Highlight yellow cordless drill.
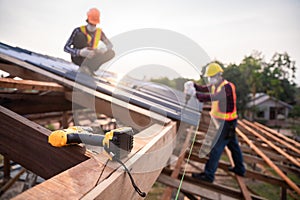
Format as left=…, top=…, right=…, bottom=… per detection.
left=48, top=126, right=134, bottom=160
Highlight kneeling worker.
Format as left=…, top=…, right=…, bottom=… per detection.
left=64, top=8, right=115, bottom=75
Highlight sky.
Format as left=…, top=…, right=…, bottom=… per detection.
left=0, top=0, right=300, bottom=85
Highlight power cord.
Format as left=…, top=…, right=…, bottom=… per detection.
left=113, top=157, right=146, bottom=197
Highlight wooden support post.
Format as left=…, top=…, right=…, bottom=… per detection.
left=3, top=157, right=10, bottom=183
left=0, top=168, right=26, bottom=196
left=235, top=128, right=300, bottom=195
left=61, top=111, right=69, bottom=129
left=280, top=185, right=287, bottom=200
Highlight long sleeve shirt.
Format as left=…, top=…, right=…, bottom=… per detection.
left=64, top=27, right=113, bottom=57
left=194, top=79, right=236, bottom=113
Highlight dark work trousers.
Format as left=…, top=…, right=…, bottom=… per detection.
left=204, top=119, right=245, bottom=181
left=71, top=32, right=115, bottom=72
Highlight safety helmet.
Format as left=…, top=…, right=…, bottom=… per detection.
left=87, top=8, right=100, bottom=25
left=204, top=62, right=224, bottom=77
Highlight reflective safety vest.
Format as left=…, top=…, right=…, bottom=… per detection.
left=210, top=80, right=238, bottom=121
left=80, top=26, right=102, bottom=49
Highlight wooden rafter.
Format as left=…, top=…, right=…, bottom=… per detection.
left=238, top=120, right=300, bottom=167
left=254, top=122, right=300, bottom=148
left=0, top=105, right=89, bottom=179
left=0, top=62, right=51, bottom=81
left=0, top=78, right=65, bottom=92
left=236, top=127, right=300, bottom=195
left=0, top=93, right=72, bottom=115
left=243, top=120, right=300, bottom=155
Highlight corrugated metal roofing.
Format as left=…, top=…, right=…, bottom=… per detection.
left=0, top=42, right=202, bottom=126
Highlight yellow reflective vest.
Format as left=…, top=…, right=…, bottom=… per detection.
left=210, top=80, right=238, bottom=121
left=80, top=26, right=102, bottom=49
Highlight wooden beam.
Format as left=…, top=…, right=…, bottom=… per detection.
left=243, top=120, right=300, bottom=156
left=0, top=105, right=89, bottom=179
left=0, top=93, right=72, bottom=115
left=238, top=121, right=300, bottom=167
left=14, top=122, right=177, bottom=199
left=235, top=128, right=300, bottom=195
left=0, top=62, right=51, bottom=81
left=254, top=122, right=300, bottom=149
left=0, top=78, right=65, bottom=92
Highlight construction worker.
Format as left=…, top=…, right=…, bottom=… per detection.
left=64, top=8, right=115, bottom=75
left=184, top=62, right=245, bottom=183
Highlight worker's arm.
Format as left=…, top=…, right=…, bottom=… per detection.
left=64, top=28, right=81, bottom=57
left=100, top=31, right=113, bottom=50
left=193, top=82, right=211, bottom=93
left=196, top=84, right=229, bottom=102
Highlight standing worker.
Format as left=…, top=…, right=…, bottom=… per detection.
left=184, top=62, right=245, bottom=183
left=64, top=8, right=115, bottom=75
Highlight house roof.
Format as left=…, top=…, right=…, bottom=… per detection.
left=247, top=93, right=293, bottom=109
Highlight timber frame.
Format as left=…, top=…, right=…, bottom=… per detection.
left=1, top=47, right=300, bottom=200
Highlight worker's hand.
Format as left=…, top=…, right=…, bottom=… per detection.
left=184, top=81, right=196, bottom=96
left=79, top=47, right=95, bottom=58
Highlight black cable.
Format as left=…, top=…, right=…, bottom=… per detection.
left=95, top=159, right=109, bottom=186
left=113, top=157, right=146, bottom=197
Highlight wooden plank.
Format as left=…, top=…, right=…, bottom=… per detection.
left=239, top=121, right=300, bottom=167
left=0, top=78, right=65, bottom=92
left=254, top=122, right=300, bottom=148
left=14, top=122, right=176, bottom=200
left=0, top=105, right=89, bottom=179
left=0, top=93, right=72, bottom=115
left=244, top=120, right=300, bottom=155
left=0, top=62, right=51, bottom=81
left=235, top=127, right=300, bottom=195
left=161, top=125, right=193, bottom=199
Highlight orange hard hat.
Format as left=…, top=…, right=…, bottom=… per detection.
left=87, top=8, right=100, bottom=25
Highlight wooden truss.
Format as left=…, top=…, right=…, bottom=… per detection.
left=0, top=51, right=300, bottom=200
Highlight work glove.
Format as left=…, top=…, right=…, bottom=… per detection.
left=184, top=81, right=196, bottom=96
left=79, top=47, right=95, bottom=58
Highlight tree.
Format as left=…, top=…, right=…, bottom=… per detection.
left=261, top=52, right=296, bottom=104
left=239, top=52, right=264, bottom=99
